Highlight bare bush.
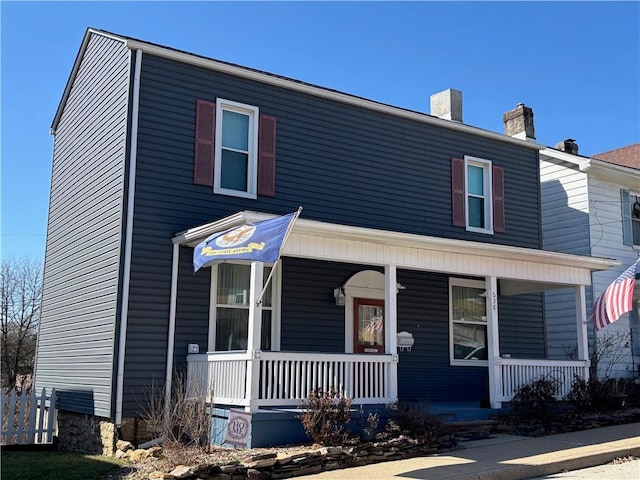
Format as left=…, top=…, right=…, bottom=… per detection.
left=298, top=387, right=353, bottom=446
left=140, top=371, right=212, bottom=452
left=590, top=330, right=632, bottom=379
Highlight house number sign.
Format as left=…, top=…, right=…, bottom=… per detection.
left=225, top=409, right=252, bottom=447
left=492, top=291, right=498, bottom=312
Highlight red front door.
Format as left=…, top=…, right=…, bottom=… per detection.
left=353, top=298, right=385, bottom=354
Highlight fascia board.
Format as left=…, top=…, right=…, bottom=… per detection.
left=124, top=39, right=542, bottom=152
left=174, top=211, right=619, bottom=272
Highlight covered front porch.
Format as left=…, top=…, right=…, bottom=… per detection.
left=168, top=211, right=617, bottom=416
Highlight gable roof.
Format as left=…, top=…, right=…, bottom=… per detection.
left=52, top=28, right=542, bottom=151
left=592, top=143, right=640, bottom=170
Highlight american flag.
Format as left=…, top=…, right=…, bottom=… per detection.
left=593, top=258, right=640, bottom=331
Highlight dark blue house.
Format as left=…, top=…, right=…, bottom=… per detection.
left=34, top=28, right=616, bottom=449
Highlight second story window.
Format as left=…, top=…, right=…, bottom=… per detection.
left=451, top=156, right=504, bottom=234
left=215, top=99, right=259, bottom=198
left=466, top=158, right=492, bottom=232
left=622, top=190, right=640, bottom=247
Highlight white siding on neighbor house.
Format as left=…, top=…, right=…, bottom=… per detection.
left=34, top=33, right=131, bottom=418
left=540, top=158, right=590, bottom=359
left=588, top=175, right=639, bottom=378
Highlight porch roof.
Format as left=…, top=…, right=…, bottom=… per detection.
left=173, top=211, right=618, bottom=280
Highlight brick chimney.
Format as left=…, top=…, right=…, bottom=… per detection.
left=430, top=89, right=463, bottom=122
left=503, top=103, right=536, bottom=141
left=555, top=139, right=579, bottom=155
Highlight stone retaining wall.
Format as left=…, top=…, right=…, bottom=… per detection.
left=56, top=410, right=117, bottom=456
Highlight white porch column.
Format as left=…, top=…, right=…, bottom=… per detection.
left=575, top=285, right=590, bottom=378
left=245, top=261, right=264, bottom=411
left=385, top=265, right=399, bottom=401
left=485, top=276, right=502, bottom=408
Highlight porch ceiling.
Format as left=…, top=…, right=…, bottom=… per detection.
left=173, top=210, right=619, bottom=285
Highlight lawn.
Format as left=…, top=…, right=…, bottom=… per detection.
left=0, top=450, right=129, bottom=480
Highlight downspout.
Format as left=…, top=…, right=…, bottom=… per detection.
left=115, top=48, right=142, bottom=426
left=164, top=243, right=180, bottom=411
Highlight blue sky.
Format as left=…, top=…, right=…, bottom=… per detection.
left=1, top=1, right=639, bottom=262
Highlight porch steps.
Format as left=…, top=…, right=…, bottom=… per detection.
left=444, top=419, right=498, bottom=442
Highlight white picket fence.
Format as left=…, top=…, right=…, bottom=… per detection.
left=1, top=388, right=56, bottom=445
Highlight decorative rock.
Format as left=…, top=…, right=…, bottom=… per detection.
left=244, top=457, right=278, bottom=469
left=247, top=468, right=267, bottom=479
left=168, top=465, right=193, bottom=479
left=117, top=439, right=133, bottom=452
left=148, top=471, right=166, bottom=480
left=115, top=449, right=126, bottom=459
left=147, top=446, right=163, bottom=458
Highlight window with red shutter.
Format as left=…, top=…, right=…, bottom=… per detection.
left=193, top=98, right=277, bottom=199
left=452, top=155, right=504, bottom=234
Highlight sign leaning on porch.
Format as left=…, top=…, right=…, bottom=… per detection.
left=224, top=409, right=252, bottom=447
left=593, top=258, right=640, bottom=331
left=193, top=208, right=302, bottom=272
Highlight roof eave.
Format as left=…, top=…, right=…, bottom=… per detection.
left=174, top=211, right=619, bottom=273
left=122, top=37, right=542, bottom=151
left=50, top=28, right=128, bottom=134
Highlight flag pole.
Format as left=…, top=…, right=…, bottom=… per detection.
left=256, top=206, right=303, bottom=306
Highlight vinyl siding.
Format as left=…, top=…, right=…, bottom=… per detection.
left=540, top=157, right=591, bottom=359
left=588, top=175, right=639, bottom=377
left=34, top=34, right=131, bottom=418
left=122, top=53, right=542, bottom=415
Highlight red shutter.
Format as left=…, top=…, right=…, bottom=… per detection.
left=258, top=114, right=277, bottom=197
left=493, top=165, right=505, bottom=233
left=194, top=100, right=216, bottom=186
left=451, top=157, right=465, bottom=227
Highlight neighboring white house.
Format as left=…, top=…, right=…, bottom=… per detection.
left=540, top=141, right=640, bottom=378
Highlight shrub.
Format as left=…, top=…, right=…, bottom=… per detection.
left=386, top=401, right=445, bottom=443
left=510, top=378, right=558, bottom=423
left=139, top=371, right=212, bottom=452
left=565, top=375, right=626, bottom=413
left=298, top=387, right=353, bottom=445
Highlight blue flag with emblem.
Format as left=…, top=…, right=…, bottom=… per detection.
left=193, top=211, right=299, bottom=272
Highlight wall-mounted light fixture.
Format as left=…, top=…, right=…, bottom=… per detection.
left=333, top=287, right=345, bottom=306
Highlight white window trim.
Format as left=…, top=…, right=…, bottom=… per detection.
left=629, top=190, right=640, bottom=248
left=213, top=98, right=259, bottom=199
left=449, top=277, right=489, bottom=367
left=207, top=261, right=281, bottom=352
left=464, top=155, right=493, bottom=235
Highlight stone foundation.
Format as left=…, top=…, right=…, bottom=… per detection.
left=56, top=410, right=117, bottom=456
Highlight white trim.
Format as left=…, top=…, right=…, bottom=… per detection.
left=464, top=155, right=493, bottom=235
left=118, top=37, right=542, bottom=152
left=213, top=98, right=259, bottom=199
left=164, top=243, right=180, bottom=412
left=449, top=278, right=489, bottom=367
left=173, top=211, right=618, bottom=273
left=115, top=48, right=142, bottom=426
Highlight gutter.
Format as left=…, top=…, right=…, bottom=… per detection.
left=115, top=48, right=142, bottom=426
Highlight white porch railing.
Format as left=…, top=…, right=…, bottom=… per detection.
left=497, top=358, right=589, bottom=402
left=187, top=351, right=397, bottom=409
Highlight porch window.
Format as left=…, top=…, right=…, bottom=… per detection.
left=213, top=263, right=274, bottom=351
left=449, top=279, right=488, bottom=366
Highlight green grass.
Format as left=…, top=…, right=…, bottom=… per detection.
left=0, top=450, right=129, bottom=480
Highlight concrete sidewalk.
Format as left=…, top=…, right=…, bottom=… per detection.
left=303, top=422, right=640, bottom=480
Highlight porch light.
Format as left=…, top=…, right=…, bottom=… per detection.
left=334, top=287, right=345, bottom=306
